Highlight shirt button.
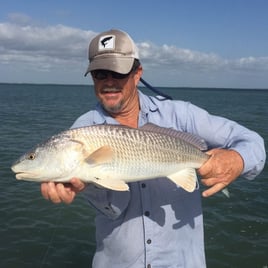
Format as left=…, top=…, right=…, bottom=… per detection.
left=141, top=183, right=146, bottom=188
left=144, top=211, right=150, bottom=217
left=147, top=239, right=152, bottom=244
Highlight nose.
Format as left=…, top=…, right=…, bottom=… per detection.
left=105, top=74, right=117, bottom=85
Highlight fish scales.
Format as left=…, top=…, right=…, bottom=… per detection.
left=11, top=124, right=210, bottom=192
left=67, top=125, right=207, bottom=179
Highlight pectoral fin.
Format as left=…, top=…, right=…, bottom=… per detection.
left=93, top=177, right=129, bottom=191
left=167, top=168, right=197, bottom=192
left=85, top=146, right=114, bottom=165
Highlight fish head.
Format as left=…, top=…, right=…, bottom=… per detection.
left=11, top=133, right=85, bottom=182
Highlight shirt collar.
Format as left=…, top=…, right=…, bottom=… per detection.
left=138, top=90, right=158, bottom=113
left=92, top=104, right=117, bottom=125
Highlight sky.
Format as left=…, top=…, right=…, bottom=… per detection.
left=0, top=0, right=267, bottom=88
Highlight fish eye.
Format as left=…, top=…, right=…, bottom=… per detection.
left=28, top=153, right=35, bottom=160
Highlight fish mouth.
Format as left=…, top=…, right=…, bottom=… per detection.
left=14, top=171, right=39, bottom=180
left=11, top=165, right=37, bottom=180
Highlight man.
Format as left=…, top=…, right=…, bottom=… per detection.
left=41, top=29, right=265, bottom=267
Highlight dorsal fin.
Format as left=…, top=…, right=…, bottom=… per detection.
left=140, top=123, right=208, bottom=151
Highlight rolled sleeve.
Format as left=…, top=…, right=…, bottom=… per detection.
left=229, top=133, right=266, bottom=179
left=183, top=102, right=266, bottom=179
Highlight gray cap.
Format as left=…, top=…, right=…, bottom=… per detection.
left=84, top=29, right=139, bottom=76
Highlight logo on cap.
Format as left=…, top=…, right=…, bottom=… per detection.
left=99, top=35, right=115, bottom=50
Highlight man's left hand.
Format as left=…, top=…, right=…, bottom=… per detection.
left=198, top=148, right=244, bottom=197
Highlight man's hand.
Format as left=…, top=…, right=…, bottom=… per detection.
left=40, top=178, right=86, bottom=204
left=198, top=148, right=244, bottom=197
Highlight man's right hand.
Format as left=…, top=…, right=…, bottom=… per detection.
left=41, top=178, right=86, bottom=204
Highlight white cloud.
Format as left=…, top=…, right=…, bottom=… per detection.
left=0, top=22, right=95, bottom=62
left=0, top=15, right=267, bottom=87
left=138, top=41, right=268, bottom=73
left=139, top=41, right=224, bottom=77
left=7, top=13, right=33, bottom=25
left=0, top=18, right=97, bottom=83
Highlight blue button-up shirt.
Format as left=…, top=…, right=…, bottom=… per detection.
left=71, top=91, right=265, bottom=268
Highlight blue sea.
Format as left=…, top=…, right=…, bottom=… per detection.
left=0, top=83, right=267, bottom=268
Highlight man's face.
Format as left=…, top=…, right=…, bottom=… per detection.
left=91, top=66, right=142, bottom=114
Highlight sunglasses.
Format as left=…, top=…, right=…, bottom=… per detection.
left=91, top=69, right=132, bottom=80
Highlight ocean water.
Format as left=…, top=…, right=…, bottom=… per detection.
left=0, top=83, right=267, bottom=268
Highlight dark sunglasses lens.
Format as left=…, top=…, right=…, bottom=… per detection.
left=112, top=72, right=129, bottom=79
left=92, top=71, right=107, bottom=80
left=92, top=70, right=130, bottom=80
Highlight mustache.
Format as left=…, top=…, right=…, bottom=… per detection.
left=101, top=87, right=122, bottom=93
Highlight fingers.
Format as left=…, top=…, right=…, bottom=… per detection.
left=56, top=183, right=76, bottom=204
left=200, top=176, right=228, bottom=188
left=197, top=150, right=215, bottom=177
left=198, top=148, right=244, bottom=198
left=41, top=182, right=66, bottom=204
left=69, top=177, right=86, bottom=192
left=40, top=182, right=50, bottom=200
left=202, top=181, right=228, bottom=197
left=40, top=179, right=86, bottom=204
left=201, top=176, right=228, bottom=197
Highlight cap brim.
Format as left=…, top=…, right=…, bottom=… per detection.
left=84, top=56, right=134, bottom=76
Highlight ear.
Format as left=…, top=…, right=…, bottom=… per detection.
left=134, top=66, right=143, bottom=86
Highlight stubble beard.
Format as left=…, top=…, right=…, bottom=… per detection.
left=100, top=87, right=124, bottom=114
left=102, top=100, right=124, bottom=113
